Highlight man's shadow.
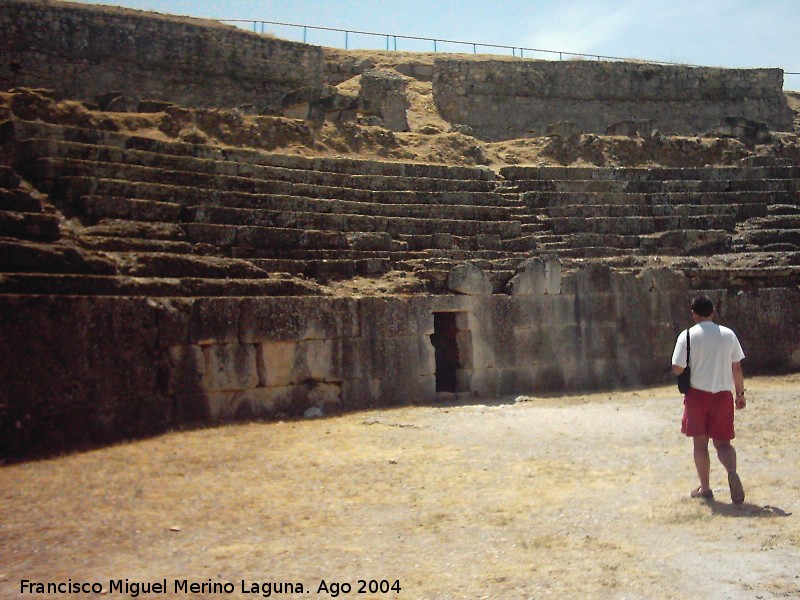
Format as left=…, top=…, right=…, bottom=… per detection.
left=706, top=500, right=792, bottom=518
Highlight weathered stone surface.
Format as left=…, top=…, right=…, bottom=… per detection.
left=447, top=263, right=493, bottom=296
left=202, top=343, right=259, bottom=392
left=433, top=58, right=793, bottom=140
left=712, top=116, right=772, bottom=145
left=359, top=68, right=410, bottom=132
left=240, top=297, right=360, bottom=342
left=256, top=339, right=337, bottom=387
left=190, top=298, right=241, bottom=345
left=505, top=257, right=562, bottom=295
left=358, top=297, right=435, bottom=337
left=0, top=296, right=168, bottom=460
left=1, top=0, right=324, bottom=113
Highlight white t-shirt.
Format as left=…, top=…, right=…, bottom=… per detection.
left=671, top=321, right=745, bottom=393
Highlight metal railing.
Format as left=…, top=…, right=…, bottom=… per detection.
left=221, top=19, right=687, bottom=63
left=219, top=19, right=800, bottom=89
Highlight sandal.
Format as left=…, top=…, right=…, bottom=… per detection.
left=728, top=472, right=745, bottom=505
left=691, top=487, right=714, bottom=500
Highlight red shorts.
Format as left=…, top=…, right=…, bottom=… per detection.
left=681, top=388, right=735, bottom=441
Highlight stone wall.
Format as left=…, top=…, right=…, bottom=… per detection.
left=433, top=59, right=794, bottom=140
left=0, top=0, right=323, bottom=113
left=4, top=266, right=799, bottom=461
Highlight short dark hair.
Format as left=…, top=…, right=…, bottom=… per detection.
left=691, top=295, right=714, bottom=317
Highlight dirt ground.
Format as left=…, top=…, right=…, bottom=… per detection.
left=1, top=374, right=798, bottom=600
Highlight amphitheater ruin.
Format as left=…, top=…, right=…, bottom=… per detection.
left=1, top=0, right=800, bottom=461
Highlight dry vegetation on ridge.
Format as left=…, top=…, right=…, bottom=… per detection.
left=3, top=49, right=800, bottom=171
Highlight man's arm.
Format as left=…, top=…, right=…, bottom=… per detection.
left=671, top=331, right=687, bottom=375
left=732, top=361, right=746, bottom=409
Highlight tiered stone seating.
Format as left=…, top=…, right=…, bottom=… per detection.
left=5, top=118, right=799, bottom=297
left=3, top=120, right=531, bottom=294
left=500, top=164, right=800, bottom=258
left=0, top=165, right=61, bottom=243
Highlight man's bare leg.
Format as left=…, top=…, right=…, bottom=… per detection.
left=714, top=439, right=745, bottom=504
left=713, top=439, right=737, bottom=474
left=693, top=435, right=712, bottom=493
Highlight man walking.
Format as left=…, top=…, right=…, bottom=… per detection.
left=671, top=295, right=747, bottom=504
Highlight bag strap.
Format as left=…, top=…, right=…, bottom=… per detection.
left=686, top=327, right=691, bottom=365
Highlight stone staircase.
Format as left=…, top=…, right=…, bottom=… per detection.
left=500, top=162, right=800, bottom=258
left=0, top=165, right=61, bottom=243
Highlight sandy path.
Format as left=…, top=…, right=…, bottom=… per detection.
left=1, top=375, right=799, bottom=599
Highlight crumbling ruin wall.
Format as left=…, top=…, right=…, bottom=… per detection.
left=433, top=59, right=794, bottom=140
left=4, top=267, right=799, bottom=461
left=0, top=0, right=323, bottom=112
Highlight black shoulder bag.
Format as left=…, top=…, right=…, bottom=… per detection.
left=677, top=328, right=691, bottom=394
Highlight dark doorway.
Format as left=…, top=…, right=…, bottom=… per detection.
left=431, top=312, right=460, bottom=393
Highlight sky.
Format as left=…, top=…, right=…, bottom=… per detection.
left=70, top=0, right=800, bottom=90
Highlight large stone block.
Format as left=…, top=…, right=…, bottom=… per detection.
left=167, top=345, right=209, bottom=423
left=256, top=339, right=339, bottom=387
left=341, top=378, right=382, bottom=410
left=190, top=297, right=241, bottom=345
left=468, top=368, right=500, bottom=397
left=374, top=374, right=436, bottom=405
left=0, top=296, right=167, bottom=460
left=358, top=297, right=434, bottom=337
left=512, top=327, right=555, bottom=364
left=562, top=263, right=614, bottom=294
left=240, top=297, right=360, bottom=342
left=359, top=68, right=410, bottom=132
left=207, top=382, right=342, bottom=421
left=202, top=343, right=259, bottom=392
left=151, top=298, right=193, bottom=346
left=505, top=257, right=562, bottom=295
left=257, top=341, right=299, bottom=387
left=447, top=262, right=493, bottom=296
left=362, top=334, right=436, bottom=380
left=168, top=345, right=205, bottom=394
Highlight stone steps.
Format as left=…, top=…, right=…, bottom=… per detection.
left=744, top=215, right=800, bottom=229
left=78, top=235, right=196, bottom=254
left=75, top=191, right=514, bottom=227
left=769, top=204, right=800, bottom=215
left=0, top=210, right=61, bottom=242
left=0, top=238, right=117, bottom=274
left=71, top=201, right=520, bottom=241
left=0, top=166, right=22, bottom=189
left=501, top=165, right=800, bottom=182
left=683, top=264, right=800, bottom=288
left=534, top=228, right=733, bottom=257
left=738, top=228, right=800, bottom=249
left=546, top=203, right=746, bottom=219
left=17, top=152, right=494, bottom=197
left=511, top=178, right=800, bottom=194
left=13, top=120, right=497, bottom=181
left=549, top=215, right=738, bottom=235
left=24, top=157, right=502, bottom=201
left=0, top=272, right=324, bottom=296
left=48, top=174, right=518, bottom=213
left=0, top=187, right=47, bottom=213
left=522, top=190, right=793, bottom=209
left=18, top=150, right=498, bottom=194
left=105, top=252, right=274, bottom=279
left=184, top=204, right=519, bottom=238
